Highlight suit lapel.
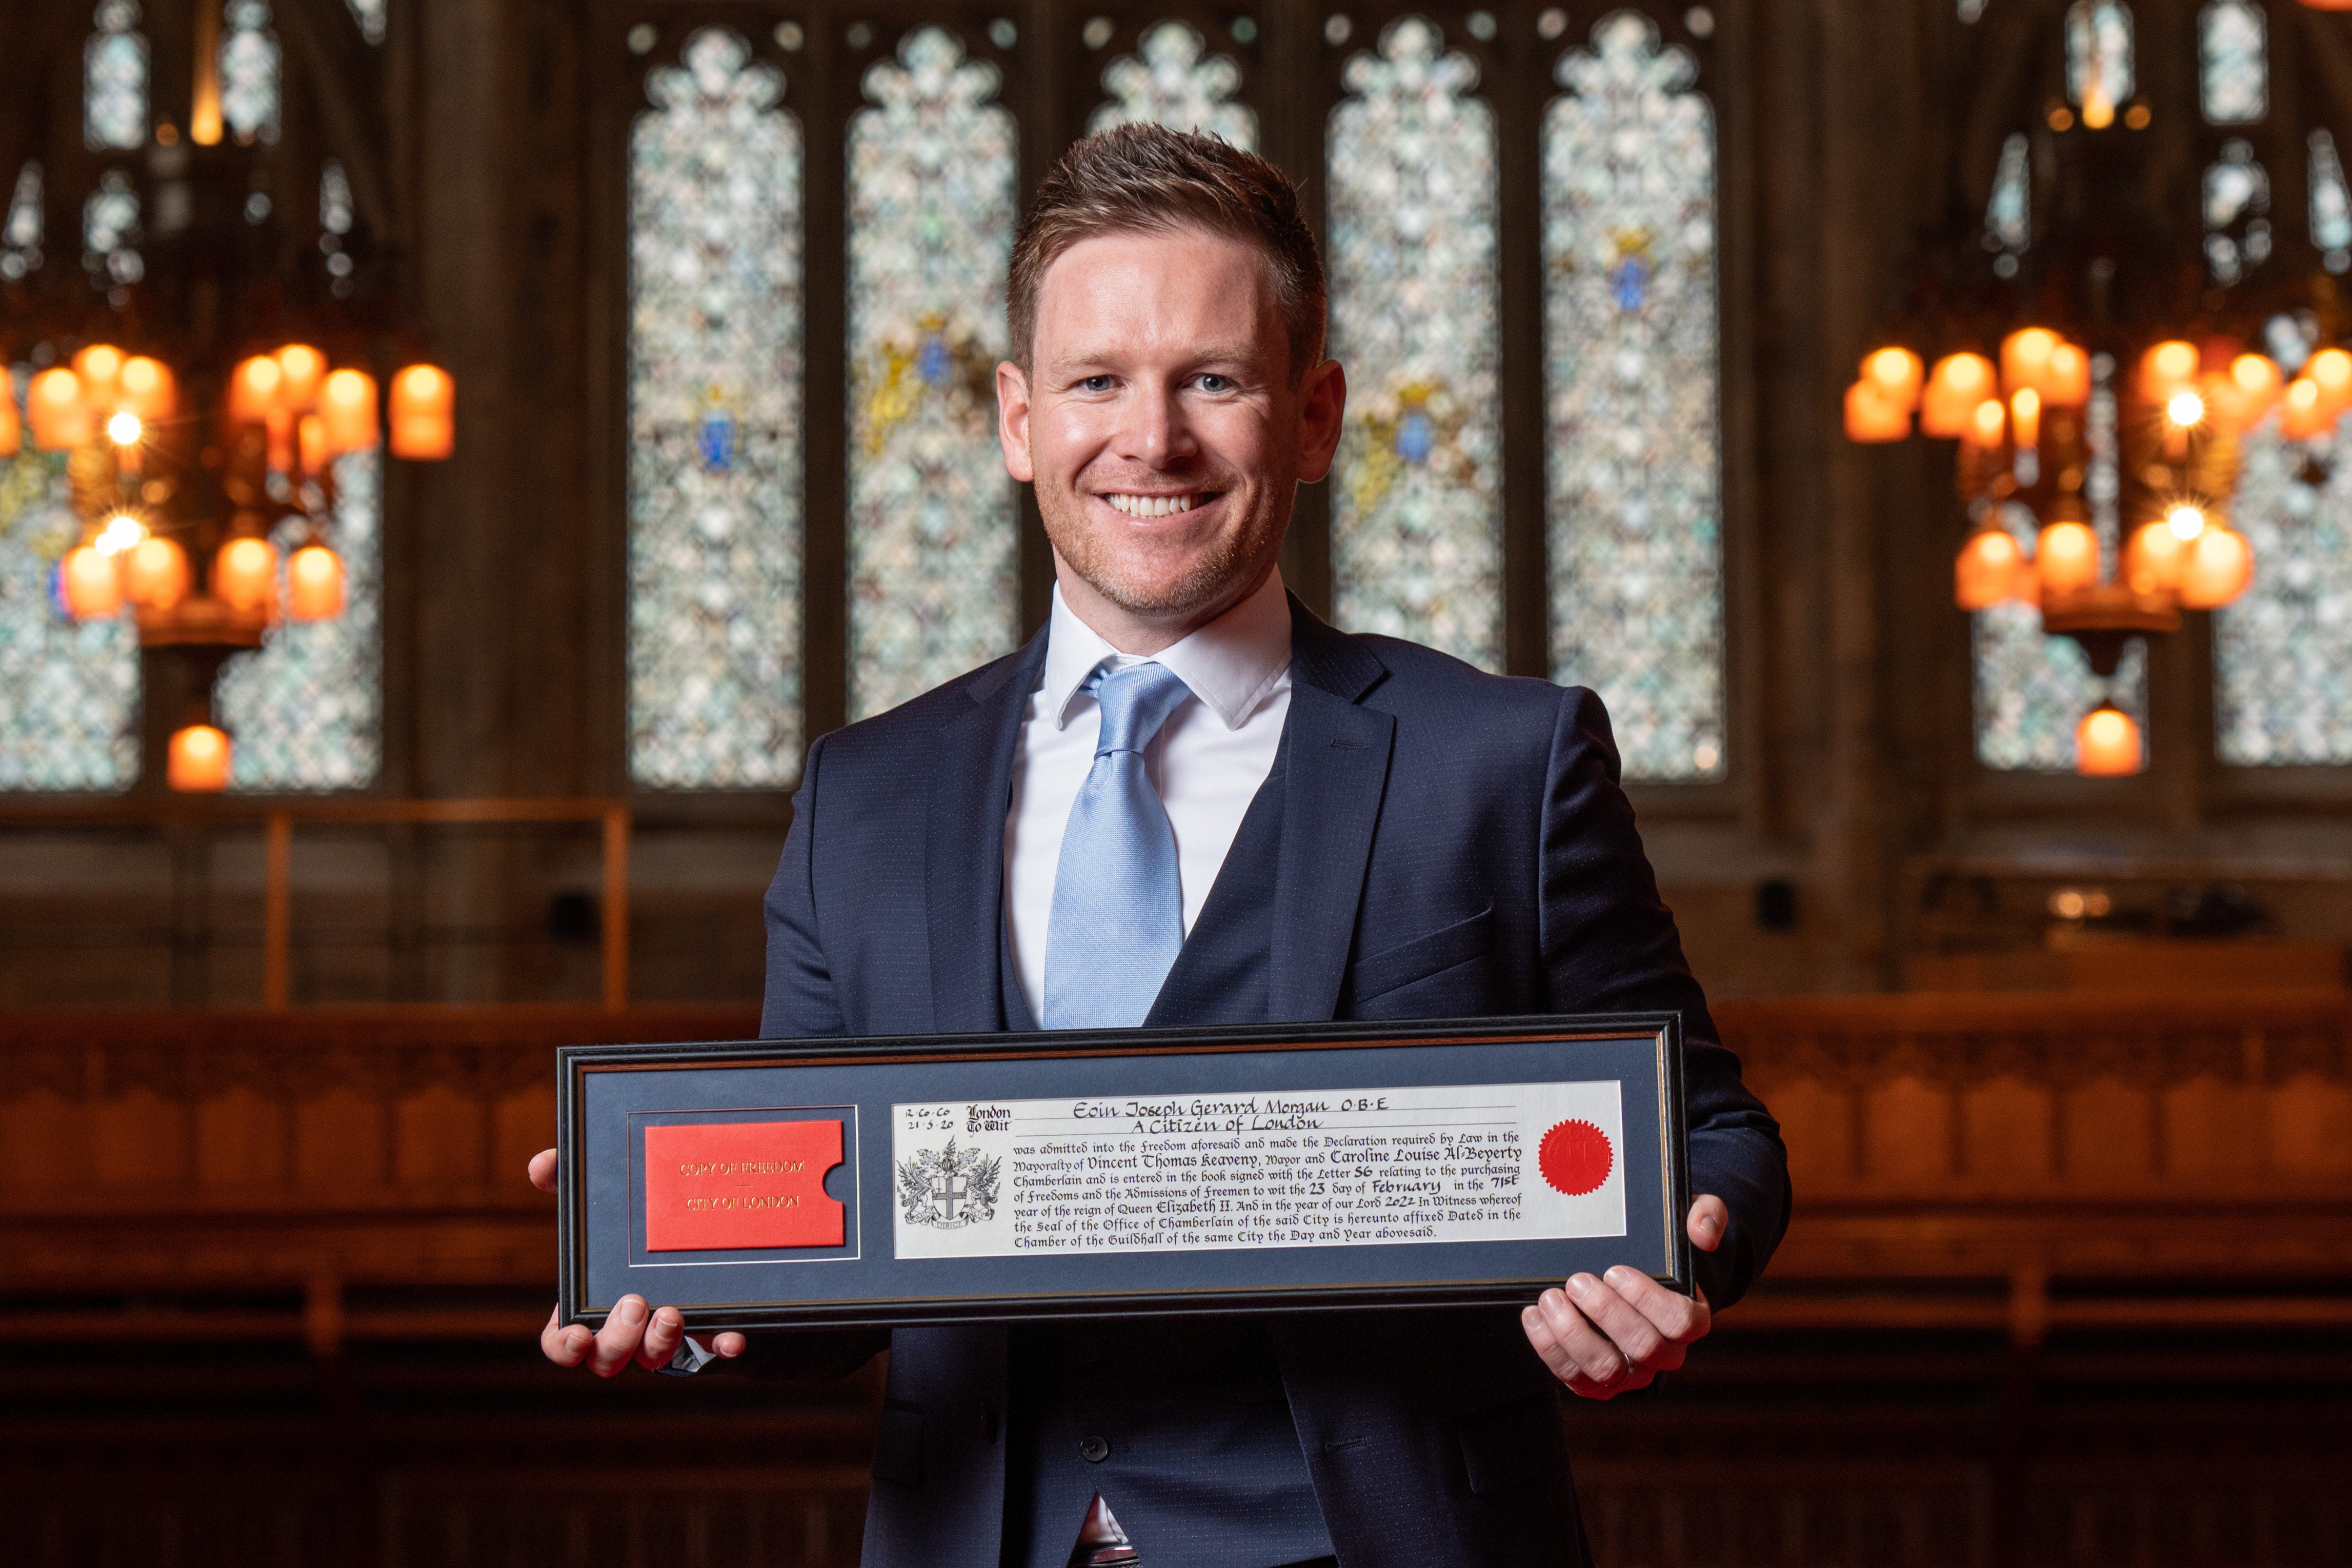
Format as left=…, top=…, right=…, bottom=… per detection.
left=926, top=628, right=1050, bottom=1035
left=1268, top=599, right=1395, bottom=1021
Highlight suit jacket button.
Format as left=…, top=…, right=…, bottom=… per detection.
left=1079, top=1435, right=1111, bottom=1462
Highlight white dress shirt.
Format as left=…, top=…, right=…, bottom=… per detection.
left=1003, top=568, right=1294, bottom=1024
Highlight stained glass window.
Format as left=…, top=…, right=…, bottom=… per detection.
left=1326, top=17, right=1502, bottom=670
left=0, top=438, right=140, bottom=791
left=320, top=160, right=353, bottom=234
left=1542, top=13, right=1725, bottom=779
left=1090, top=20, right=1257, bottom=150
left=84, top=0, right=148, bottom=152
left=344, top=0, right=385, bottom=46
left=1986, top=131, right=2031, bottom=274
left=2199, top=1, right=2265, bottom=125
left=627, top=27, right=806, bottom=789
left=83, top=171, right=142, bottom=287
left=845, top=26, right=1018, bottom=720
left=2214, top=416, right=2352, bottom=765
left=220, top=0, right=282, bottom=145
left=2310, top=131, right=2352, bottom=273
left=2066, top=2, right=2134, bottom=117
left=215, top=452, right=381, bottom=789
left=1973, top=507, right=2150, bottom=770
left=2203, top=138, right=2270, bottom=285
left=2, top=164, right=42, bottom=282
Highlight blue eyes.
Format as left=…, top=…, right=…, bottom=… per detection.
left=1196, top=375, right=1235, bottom=394
left=1070, top=375, right=1241, bottom=394
left=1080, top=376, right=1115, bottom=393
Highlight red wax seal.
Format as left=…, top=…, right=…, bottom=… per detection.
left=1538, top=1119, right=1614, bottom=1197
left=643, top=1119, right=846, bottom=1251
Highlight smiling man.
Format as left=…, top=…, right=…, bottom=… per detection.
left=534, top=125, right=1787, bottom=1568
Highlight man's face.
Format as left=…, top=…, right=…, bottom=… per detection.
left=997, top=227, right=1345, bottom=636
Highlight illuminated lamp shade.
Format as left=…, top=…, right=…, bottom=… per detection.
left=388, top=365, right=455, bottom=459
left=2282, top=377, right=2335, bottom=440
left=2210, top=354, right=2283, bottom=431
left=2000, top=328, right=2061, bottom=397
left=0, top=380, right=17, bottom=455
left=1844, top=380, right=1909, bottom=442
left=228, top=355, right=285, bottom=423
left=2139, top=339, right=2200, bottom=403
left=2306, top=347, right=2352, bottom=410
left=123, top=535, right=190, bottom=609
left=2010, top=388, right=2042, bottom=449
left=71, top=344, right=125, bottom=409
left=117, top=356, right=174, bottom=419
left=213, top=537, right=278, bottom=616
left=275, top=344, right=327, bottom=411
left=2076, top=705, right=2143, bottom=778
left=1955, top=527, right=2029, bottom=610
left=319, top=369, right=379, bottom=451
left=2043, top=342, right=2092, bottom=407
left=1962, top=397, right=2007, bottom=449
left=1861, top=347, right=1924, bottom=412
left=167, top=725, right=233, bottom=793
left=287, top=545, right=346, bottom=621
left=60, top=545, right=123, bottom=619
left=2124, top=518, right=2191, bottom=594
left=297, top=414, right=331, bottom=476
left=28, top=368, right=93, bottom=449
left=2036, top=519, right=2100, bottom=595
left=2176, top=525, right=2254, bottom=608
left=1921, top=353, right=1996, bottom=436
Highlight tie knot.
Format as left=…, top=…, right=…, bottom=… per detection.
left=1088, top=661, right=1193, bottom=757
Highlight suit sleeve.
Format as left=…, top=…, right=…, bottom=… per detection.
left=745, top=734, right=887, bottom=1378
left=1537, top=687, right=1791, bottom=1309
left=761, top=734, right=848, bottom=1041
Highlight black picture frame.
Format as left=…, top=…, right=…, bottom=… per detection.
left=558, top=1012, right=1690, bottom=1331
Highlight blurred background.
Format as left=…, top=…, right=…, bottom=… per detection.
left=3, top=0, right=2349, bottom=1563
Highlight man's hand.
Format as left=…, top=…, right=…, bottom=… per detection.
left=1521, top=1193, right=1725, bottom=1400
left=528, top=1148, right=748, bottom=1375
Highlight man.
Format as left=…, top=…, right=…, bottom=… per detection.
left=532, top=125, right=1788, bottom=1567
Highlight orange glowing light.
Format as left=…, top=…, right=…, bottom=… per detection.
left=2124, top=519, right=2189, bottom=594
left=2176, top=525, right=2254, bottom=608
left=298, top=414, right=331, bottom=476
left=2307, top=347, right=2352, bottom=408
left=1954, top=528, right=2028, bottom=610
left=388, top=365, right=455, bottom=459
left=28, top=368, right=92, bottom=449
left=2044, top=343, right=2092, bottom=407
left=2010, top=388, right=2042, bottom=449
left=275, top=344, right=327, bottom=410
left=287, top=545, right=346, bottom=621
left=1863, top=347, right=1924, bottom=411
left=124, top=536, right=191, bottom=610
left=2000, top=328, right=2059, bottom=396
left=319, top=369, right=379, bottom=451
left=213, top=537, right=279, bottom=617
left=2076, top=706, right=2142, bottom=777
left=60, top=546, right=123, bottom=619
left=2036, top=519, right=2100, bottom=596
left=229, top=355, right=285, bottom=423
left=1844, top=380, right=1910, bottom=442
left=168, top=725, right=233, bottom=793
left=1922, top=353, right=1997, bottom=437
left=2141, top=340, right=2200, bottom=402
left=1963, top=397, right=2007, bottom=449
left=117, top=356, right=174, bottom=419
left=0, top=383, right=18, bottom=456
left=2283, top=377, right=2334, bottom=439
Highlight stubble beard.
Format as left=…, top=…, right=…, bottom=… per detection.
left=1041, top=481, right=1290, bottom=621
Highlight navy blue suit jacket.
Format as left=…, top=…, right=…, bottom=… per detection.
left=759, top=599, right=1790, bottom=1568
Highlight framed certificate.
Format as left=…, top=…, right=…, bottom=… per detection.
left=557, top=1013, right=1690, bottom=1331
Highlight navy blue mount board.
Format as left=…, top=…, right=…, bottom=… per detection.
left=558, top=1013, right=1690, bottom=1333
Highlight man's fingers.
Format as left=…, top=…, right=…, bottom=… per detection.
left=540, top=1304, right=591, bottom=1368
left=1601, top=1265, right=1711, bottom=1354
left=590, top=1296, right=649, bottom=1377
left=635, top=1305, right=686, bottom=1372
left=1531, top=1286, right=1629, bottom=1385
left=1567, top=1273, right=1671, bottom=1369
left=1686, top=1194, right=1728, bottom=1253
left=713, top=1332, right=747, bottom=1358
left=528, top=1149, right=559, bottom=1194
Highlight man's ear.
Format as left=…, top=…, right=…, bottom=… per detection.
left=997, top=360, right=1036, bottom=484
left=1295, top=358, right=1348, bottom=485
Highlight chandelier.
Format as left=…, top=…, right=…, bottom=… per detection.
left=0, top=4, right=453, bottom=791
left=1838, top=0, right=2346, bottom=776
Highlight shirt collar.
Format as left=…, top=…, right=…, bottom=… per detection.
left=1042, top=568, right=1293, bottom=732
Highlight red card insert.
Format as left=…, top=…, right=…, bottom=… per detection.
left=642, top=1119, right=847, bottom=1252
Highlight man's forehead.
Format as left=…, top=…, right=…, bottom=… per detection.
left=1035, top=227, right=1281, bottom=360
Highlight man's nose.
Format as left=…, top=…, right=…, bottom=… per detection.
left=1114, top=384, right=1197, bottom=467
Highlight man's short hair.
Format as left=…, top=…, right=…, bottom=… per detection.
left=1010, top=124, right=1327, bottom=379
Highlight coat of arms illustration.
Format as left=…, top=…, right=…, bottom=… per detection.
left=896, top=1137, right=1001, bottom=1229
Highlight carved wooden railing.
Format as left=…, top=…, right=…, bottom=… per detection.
left=3, top=993, right=2347, bottom=1344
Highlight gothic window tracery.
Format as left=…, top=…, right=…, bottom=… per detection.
left=84, top=0, right=148, bottom=152
left=1090, top=21, right=1256, bottom=148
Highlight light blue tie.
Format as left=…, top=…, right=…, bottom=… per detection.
left=1042, top=661, right=1195, bottom=1030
